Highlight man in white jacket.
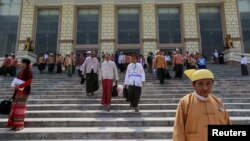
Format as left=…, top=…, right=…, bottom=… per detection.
left=241, top=55, right=249, bottom=75
left=118, top=52, right=126, bottom=72
left=124, top=54, right=145, bottom=112
left=100, top=53, right=119, bottom=111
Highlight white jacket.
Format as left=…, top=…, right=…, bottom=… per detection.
left=100, top=60, right=119, bottom=80
left=124, top=63, right=145, bottom=87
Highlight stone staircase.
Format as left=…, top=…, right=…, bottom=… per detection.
left=0, top=64, right=249, bottom=140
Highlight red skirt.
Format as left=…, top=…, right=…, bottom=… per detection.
left=6, top=91, right=29, bottom=128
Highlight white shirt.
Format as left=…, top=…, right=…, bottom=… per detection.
left=100, top=60, right=119, bottom=80
left=213, top=52, right=219, bottom=58
left=165, top=55, right=171, bottom=62
left=241, top=56, right=248, bottom=65
left=80, top=56, right=91, bottom=70
left=118, top=55, right=126, bottom=64
left=81, top=57, right=99, bottom=75
left=194, top=91, right=208, bottom=101
left=44, top=54, right=48, bottom=60
left=124, top=63, right=145, bottom=87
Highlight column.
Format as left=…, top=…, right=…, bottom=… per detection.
left=100, top=3, right=115, bottom=54
left=183, top=2, right=199, bottom=53
left=142, top=1, right=157, bottom=57
left=59, top=4, right=74, bottom=56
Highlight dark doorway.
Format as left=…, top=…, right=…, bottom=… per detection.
left=198, top=7, right=224, bottom=60
left=116, top=49, right=141, bottom=55
left=35, top=9, right=60, bottom=56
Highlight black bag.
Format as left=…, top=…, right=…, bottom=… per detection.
left=123, top=87, right=128, bottom=99
left=112, top=83, right=118, bottom=97
left=0, top=93, right=15, bottom=115
left=80, top=76, right=85, bottom=84
left=143, top=64, right=147, bottom=69
left=165, top=70, right=171, bottom=79
left=0, top=100, right=12, bottom=115
left=0, top=67, right=2, bottom=75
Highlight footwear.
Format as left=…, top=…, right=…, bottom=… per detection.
left=134, top=107, right=139, bottom=112
left=13, top=127, right=23, bottom=131
left=91, top=93, right=96, bottom=97
left=9, top=127, right=17, bottom=131
left=106, top=105, right=111, bottom=111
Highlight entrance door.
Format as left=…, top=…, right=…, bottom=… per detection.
left=75, top=49, right=99, bottom=60
left=198, top=7, right=224, bottom=60
left=35, top=9, right=59, bottom=56
left=116, top=49, right=141, bottom=55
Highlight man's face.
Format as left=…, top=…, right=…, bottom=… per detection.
left=105, top=55, right=110, bottom=61
left=91, top=51, right=95, bottom=58
left=192, top=79, right=213, bottom=97
left=131, top=56, right=137, bottom=63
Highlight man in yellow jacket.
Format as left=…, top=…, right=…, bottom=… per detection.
left=153, top=51, right=167, bottom=84
left=173, top=69, right=231, bottom=141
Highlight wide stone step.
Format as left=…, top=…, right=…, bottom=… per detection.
left=25, top=104, right=178, bottom=111
left=1, top=85, right=249, bottom=90
left=3, top=87, right=250, bottom=91
left=21, top=103, right=250, bottom=110
left=2, top=94, right=250, bottom=100
left=24, top=98, right=250, bottom=104
left=1, top=79, right=247, bottom=82
left=2, top=79, right=250, bottom=83
left=5, top=139, right=172, bottom=141
left=1, top=109, right=246, bottom=118
left=0, top=117, right=173, bottom=127
left=1, top=91, right=250, bottom=97
left=0, top=127, right=173, bottom=140
left=0, top=117, right=249, bottom=127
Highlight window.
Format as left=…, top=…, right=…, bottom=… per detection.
left=35, top=9, right=60, bottom=55
left=0, top=0, right=20, bottom=57
left=158, top=7, right=181, bottom=44
left=238, top=0, right=250, bottom=53
left=77, top=9, right=99, bottom=44
left=198, top=7, right=223, bottom=59
left=0, top=0, right=20, bottom=15
left=118, top=8, right=140, bottom=44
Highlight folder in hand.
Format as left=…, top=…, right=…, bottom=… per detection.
left=11, top=78, right=25, bottom=88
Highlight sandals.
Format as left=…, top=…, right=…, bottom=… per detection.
left=13, top=127, right=24, bottom=131
left=106, top=105, right=111, bottom=111
left=134, top=107, right=140, bottom=113
left=9, top=127, right=24, bottom=131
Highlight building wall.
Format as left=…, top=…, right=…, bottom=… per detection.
left=142, top=2, right=157, bottom=57
left=183, top=2, right=199, bottom=53
left=101, top=3, right=115, bottom=54
left=59, top=4, right=74, bottom=56
left=17, top=0, right=244, bottom=57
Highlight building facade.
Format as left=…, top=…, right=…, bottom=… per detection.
left=0, top=0, right=249, bottom=59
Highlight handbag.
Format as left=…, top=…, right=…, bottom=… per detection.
left=112, top=83, right=118, bottom=97
left=62, top=64, right=66, bottom=71
left=123, top=87, right=128, bottom=99
left=80, top=76, right=85, bottom=84
left=165, top=70, right=171, bottom=79
left=0, top=92, right=15, bottom=115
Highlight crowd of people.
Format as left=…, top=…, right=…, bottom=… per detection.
left=0, top=54, right=18, bottom=77
left=30, top=49, right=212, bottom=86
left=0, top=49, right=248, bottom=138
